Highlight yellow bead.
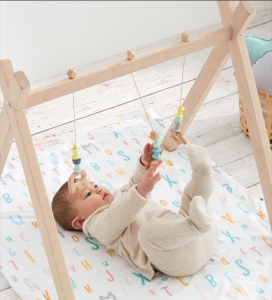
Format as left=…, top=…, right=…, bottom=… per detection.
left=175, top=106, right=185, bottom=118
left=71, top=146, right=80, bottom=160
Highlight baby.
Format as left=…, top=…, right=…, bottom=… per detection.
left=52, top=143, right=215, bottom=279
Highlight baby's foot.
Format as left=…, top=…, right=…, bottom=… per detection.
left=189, top=196, right=212, bottom=233
left=186, top=144, right=214, bottom=203
left=187, top=144, right=212, bottom=178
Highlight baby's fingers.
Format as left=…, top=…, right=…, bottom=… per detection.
left=154, top=172, right=161, bottom=182
left=148, top=143, right=154, bottom=152
left=143, top=143, right=150, bottom=153
left=150, top=159, right=162, bottom=172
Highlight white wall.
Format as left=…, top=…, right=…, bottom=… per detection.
left=0, top=1, right=271, bottom=83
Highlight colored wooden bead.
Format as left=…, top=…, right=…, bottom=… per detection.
left=70, top=146, right=82, bottom=172
left=175, top=106, right=185, bottom=118
left=172, top=106, right=185, bottom=132
left=170, top=106, right=187, bottom=145
left=71, top=146, right=80, bottom=160
left=73, top=164, right=82, bottom=173
left=152, top=135, right=162, bottom=160
left=152, top=148, right=161, bottom=160
left=154, top=135, right=162, bottom=149
left=172, top=122, right=181, bottom=133
left=174, top=117, right=182, bottom=124
left=72, top=158, right=81, bottom=165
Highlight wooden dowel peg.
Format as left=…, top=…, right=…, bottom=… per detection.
left=181, top=32, right=189, bottom=42
left=67, top=68, right=77, bottom=79
left=170, top=130, right=187, bottom=145
left=127, top=50, right=135, bottom=60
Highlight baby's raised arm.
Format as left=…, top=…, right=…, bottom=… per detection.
left=136, top=160, right=162, bottom=198
left=86, top=160, right=162, bottom=244
left=121, top=143, right=155, bottom=190
left=121, top=142, right=163, bottom=197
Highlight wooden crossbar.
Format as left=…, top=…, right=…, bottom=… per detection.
left=26, top=26, right=232, bottom=108
left=0, top=2, right=271, bottom=299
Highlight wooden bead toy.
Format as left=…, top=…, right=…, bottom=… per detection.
left=181, top=32, right=189, bottom=42
left=150, top=130, right=159, bottom=140
left=127, top=50, right=135, bottom=60
left=68, top=144, right=89, bottom=193
left=67, top=68, right=77, bottom=79
left=170, top=106, right=187, bottom=145
left=172, top=106, right=185, bottom=133
left=150, top=130, right=163, bottom=164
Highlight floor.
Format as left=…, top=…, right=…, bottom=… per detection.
left=0, top=7, right=271, bottom=299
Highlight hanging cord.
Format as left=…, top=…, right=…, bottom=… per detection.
left=131, top=73, right=154, bottom=132
left=72, top=92, right=77, bottom=149
left=179, top=55, right=186, bottom=107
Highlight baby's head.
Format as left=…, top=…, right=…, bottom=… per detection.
left=52, top=181, right=113, bottom=231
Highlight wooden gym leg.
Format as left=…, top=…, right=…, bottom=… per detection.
left=1, top=60, right=76, bottom=299
left=0, top=107, right=13, bottom=174
left=218, top=1, right=272, bottom=229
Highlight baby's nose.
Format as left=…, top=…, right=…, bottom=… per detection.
left=96, top=187, right=102, bottom=194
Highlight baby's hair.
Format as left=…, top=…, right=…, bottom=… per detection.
left=52, top=182, right=82, bottom=231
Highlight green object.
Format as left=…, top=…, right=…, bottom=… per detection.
left=244, top=35, right=272, bottom=65
left=73, top=164, right=82, bottom=173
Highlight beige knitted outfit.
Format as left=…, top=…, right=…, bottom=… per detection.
left=83, top=144, right=215, bottom=280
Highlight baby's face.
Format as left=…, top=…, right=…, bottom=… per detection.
left=71, top=181, right=113, bottom=226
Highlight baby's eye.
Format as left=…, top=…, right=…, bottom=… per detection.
left=94, top=184, right=98, bottom=188
left=85, top=191, right=91, bottom=198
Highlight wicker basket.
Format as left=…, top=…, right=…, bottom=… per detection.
left=239, top=90, right=272, bottom=148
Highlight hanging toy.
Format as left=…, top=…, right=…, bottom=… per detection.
left=130, top=70, right=164, bottom=167
left=150, top=130, right=163, bottom=165
left=71, top=144, right=82, bottom=173
left=68, top=143, right=88, bottom=194
left=170, top=106, right=187, bottom=145
left=170, top=55, right=187, bottom=145
left=66, top=68, right=88, bottom=194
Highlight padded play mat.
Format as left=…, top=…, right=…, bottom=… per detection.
left=1, top=110, right=271, bottom=300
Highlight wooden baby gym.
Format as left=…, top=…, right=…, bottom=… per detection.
left=0, top=1, right=271, bottom=299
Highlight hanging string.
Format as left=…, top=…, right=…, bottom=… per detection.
left=72, top=92, right=77, bottom=149
left=131, top=73, right=154, bottom=132
left=179, top=55, right=186, bottom=107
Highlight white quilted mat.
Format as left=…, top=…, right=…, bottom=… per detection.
left=1, top=110, right=271, bottom=300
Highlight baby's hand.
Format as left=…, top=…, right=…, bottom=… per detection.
left=136, top=160, right=162, bottom=198
left=141, top=143, right=154, bottom=170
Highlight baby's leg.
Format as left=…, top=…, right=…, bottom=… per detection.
left=138, top=210, right=214, bottom=277
left=179, top=144, right=214, bottom=216
left=138, top=204, right=212, bottom=251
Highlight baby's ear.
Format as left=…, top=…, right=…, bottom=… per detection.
left=72, top=216, right=85, bottom=229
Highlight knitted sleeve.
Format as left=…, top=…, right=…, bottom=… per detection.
left=85, top=185, right=148, bottom=244
left=120, top=156, right=148, bottom=192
